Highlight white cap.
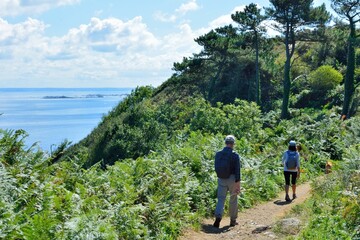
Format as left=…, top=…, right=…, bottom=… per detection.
left=289, top=140, right=296, bottom=146
left=225, top=135, right=236, bottom=144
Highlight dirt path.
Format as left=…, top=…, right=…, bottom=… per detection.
left=180, top=182, right=312, bottom=240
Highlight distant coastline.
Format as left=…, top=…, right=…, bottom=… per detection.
left=43, top=93, right=129, bottom=99
left=0, top=88, right=132, bottom=150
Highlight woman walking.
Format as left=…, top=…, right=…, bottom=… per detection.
left=282, top=140, right=300, bottom=202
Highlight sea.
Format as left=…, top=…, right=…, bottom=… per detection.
left=0, top=88, right=132, bottom=152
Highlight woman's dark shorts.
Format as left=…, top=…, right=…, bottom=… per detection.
left=284, top=171, right=297, bottom=185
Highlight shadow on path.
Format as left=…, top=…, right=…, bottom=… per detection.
left=273, top=199, right=292, bottom=205
left=201, top=224, right=231, bottom=234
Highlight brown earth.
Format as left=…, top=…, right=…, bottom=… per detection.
left=180, top=182, right=312, bottom=240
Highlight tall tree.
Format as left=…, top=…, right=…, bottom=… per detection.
left=195, top=25, right=237, bottom=101
left=331, top=0, right=360, bottom=118
left=266, top=0, right=330, bottom=119
left=231, top=3, right=266, bottom=106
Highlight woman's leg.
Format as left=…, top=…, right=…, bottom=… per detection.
left=284, top=171, right=291, bottom=201
left=291, top=172, right=298, bottom=198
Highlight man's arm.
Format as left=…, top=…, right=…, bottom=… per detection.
left=234, top=154, right=241, bottom=194
left=234, top=154, right=240, bottom=182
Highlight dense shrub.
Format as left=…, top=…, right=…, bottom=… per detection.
left=309, top=65, right=343, bottom=93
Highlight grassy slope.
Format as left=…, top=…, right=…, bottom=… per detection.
left=2, top=92, right=359, bottom=239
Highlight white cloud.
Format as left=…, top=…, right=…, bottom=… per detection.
left=153, top=11, right=177, bottom=23
left=204, top=4, right=280, bottom=37
left=0, top=2, right=284, bottom=88
left=66, top=17, right=160, bottom=53
left=0, top=17, right=48, bottom=64
left=0, top=16, right=200, bottom=87
left=207, top=5, right=247, bottom=30
left=208, top=15, right=233, bottom=29
left=0, top=18, right=47, bottom=44
left=261, top=20, right=281, bottom=37
left=0, top=0, right=80, bottom=17
left=161, top=23, right=201, bottom=61
left=176, top=0, right=200, bottom=15
left=154, top=0, right=200, bottom=22
left=0, top=0, right=288, bottom=88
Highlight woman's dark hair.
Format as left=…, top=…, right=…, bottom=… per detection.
left=288, top=145, right=297, bottom=151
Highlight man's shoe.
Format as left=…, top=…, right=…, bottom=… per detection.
left=213, top=218, right=221, bottom=228
left=285, top=194, right=291, bottom=202
left=230, top=220, right=238, bottom=227
left=293, top=194, right=297, bottom=200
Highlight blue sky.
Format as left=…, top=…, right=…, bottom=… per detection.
left=0, top=0, right=333, bottom=88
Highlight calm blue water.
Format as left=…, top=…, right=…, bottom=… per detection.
left=0, top=88, right=132, bottom=152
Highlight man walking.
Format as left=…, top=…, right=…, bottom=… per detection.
left=213, top=135, right=241, bottom=228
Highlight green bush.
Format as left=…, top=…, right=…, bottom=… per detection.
left=309, top=65, right=343, bottom=93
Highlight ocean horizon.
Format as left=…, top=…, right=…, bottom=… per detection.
left=0, top=88, right=132, bottom=152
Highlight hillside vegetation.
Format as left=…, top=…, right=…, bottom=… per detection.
left=1, top=0, right=360, bottom=239
left=1, top=105, right=359, bottom=239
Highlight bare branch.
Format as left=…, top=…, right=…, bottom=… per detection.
left=355, top=82, right=360, bottom=89
left=292, top=74, right=308, bottom=82
left=290, top=54, right=301, bottom=67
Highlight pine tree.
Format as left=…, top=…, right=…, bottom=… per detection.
left=331, top=0, right=360, bottom=118
left=232, top=3, right=267, bottom=106
left=266, top=0, right=330, bottom=119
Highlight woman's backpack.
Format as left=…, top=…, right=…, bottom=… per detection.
left=286, top=151, right=298, bottom=170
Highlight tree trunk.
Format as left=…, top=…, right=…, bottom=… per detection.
left=341, top=20, right=356, bottom=119
left=281, top=25, right=292, bottom=119
left=282, top=58, right=291, bottom=119
left=255, top=32, right=261, bottom=106
left=208, top=59, right=226, bottom=101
